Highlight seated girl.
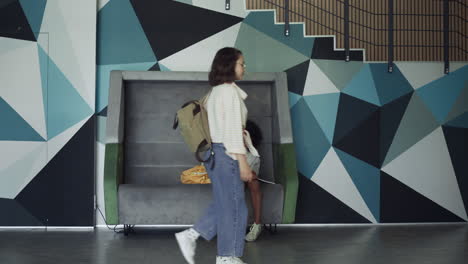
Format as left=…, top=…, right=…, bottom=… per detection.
left=243, top=120, right=263, bottom=242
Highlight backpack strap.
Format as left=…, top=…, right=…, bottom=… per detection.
left=199, top=89, right=213, bottom=146
left=195, top=140, right=215, bottom=169
left=172, top=114, right=179, bottom=129
left=195, top=140, right=209, bottom=162
left=198, top=89, right=214, bottom=169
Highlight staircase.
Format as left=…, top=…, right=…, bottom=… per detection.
left=245, top=0, right=467, bottom=64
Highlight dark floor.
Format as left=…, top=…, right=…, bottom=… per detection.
left=0, top=224, right=467, bottom=264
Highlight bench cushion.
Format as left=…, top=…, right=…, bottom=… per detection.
left=118, top=183, right=284, bottom=225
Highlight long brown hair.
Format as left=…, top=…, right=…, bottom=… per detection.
left=209, top=47, right=242, bottom=86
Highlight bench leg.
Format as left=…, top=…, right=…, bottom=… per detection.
left=123, top=224, right=135, bottom=236
left=264, top=224, right=277, bottom=235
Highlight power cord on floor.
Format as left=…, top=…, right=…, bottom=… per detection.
left=96, top=205, right=125, bottom=233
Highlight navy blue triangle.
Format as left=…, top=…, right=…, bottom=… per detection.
left=148, top=62, right=161, bottom=71
left=18, top=0, right=47, bottom=39
left=0, top=0, right=36, bottom=41
left=442, top=126, right=468, bottom=215
left=380, top=171, right=465, bottom=223
left=97, top=107, right=107, bottom=117
left=16, top=117, right=95, bottom=226
left=333, top=93, right=379, bottom=144
left=335, top=110, right=380, bottom=168
left=0, top=198, right=43, bottom=226
left=285, top=60, right=310, bottom=95
left=295, top=173, right=371, bottom=223
left=379, top=92, right=413, bottom=166
left=129, top=0, right=243, bottom=60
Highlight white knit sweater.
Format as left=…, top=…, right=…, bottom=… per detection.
left=205, top=82, right=259, bottom=160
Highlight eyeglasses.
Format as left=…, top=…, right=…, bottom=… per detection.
left=237, top=62, right=246, bottom=68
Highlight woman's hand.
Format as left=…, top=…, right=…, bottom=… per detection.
left=234, top=154, right=255, bottom=182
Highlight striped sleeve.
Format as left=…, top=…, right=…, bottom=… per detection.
left=221, top=86, right=247, bottom=155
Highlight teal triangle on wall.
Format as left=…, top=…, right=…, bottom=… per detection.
left=18, top=0, right=47, bottom=39
left=335, top=148, right=380, bottom=221
left=97, top=0, right=157, bottom=65
left=370, top=64, right=413, bottom=106
left=303, top=93, right=340, bottom=144
left=37, top=44, right=48, bottom=137
left=291, top=98, right=331, bottom=178
left=445, top=112, right=468, bottom=129
left=444, top=82, right=468, bottom=124
left=288, top=92, right=302, bottom=109
left=0, top=97, right=44, bottom=141
left=158, top=63, right=171, bottom=72
left=343, top=64, right=381, bottom=106
left=416, top=66, right=468, bottom=124
left=41, top=46, right=93, bottom=139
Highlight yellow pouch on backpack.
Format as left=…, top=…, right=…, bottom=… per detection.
left=181, top=164, right=211, bottom=184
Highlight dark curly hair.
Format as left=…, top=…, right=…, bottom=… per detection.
left=245, top=120, right=263, bottom=149
left=209, top=47, right=243, bottom=86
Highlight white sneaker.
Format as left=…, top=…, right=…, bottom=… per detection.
left=175, top=228, right=199, bottom=264
left=216, top=256, right=248, bottom=264
left=245, top=223, right=262, bottom=242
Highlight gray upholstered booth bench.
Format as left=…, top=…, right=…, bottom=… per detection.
left=104, top=71, right=298, bottom=234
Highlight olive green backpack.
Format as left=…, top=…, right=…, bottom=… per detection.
left=173, top=91, right=214, bottom=166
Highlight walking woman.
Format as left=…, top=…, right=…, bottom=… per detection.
left=175, top=47, right=254, bottom=264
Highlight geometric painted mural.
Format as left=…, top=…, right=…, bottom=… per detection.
left=288, top=61, right=468, bottom=223
left=0, top=0, right=95, bottom=226
left=96, top=0, right=247, bottom=225
left=96, top=0, right=468, bottom=225
left=1, top=0, right=467, bottom=226
left=94, top=0, right=468, bottom=224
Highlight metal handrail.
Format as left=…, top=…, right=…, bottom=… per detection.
left=266, top=0, right=467, bottom=52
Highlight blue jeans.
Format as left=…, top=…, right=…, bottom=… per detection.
left=193, top=143, right=248, bottom=257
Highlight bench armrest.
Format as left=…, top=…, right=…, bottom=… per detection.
left=273, top=143, right=299, bottom=224
left=104, top=143, right=124, bottom=225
